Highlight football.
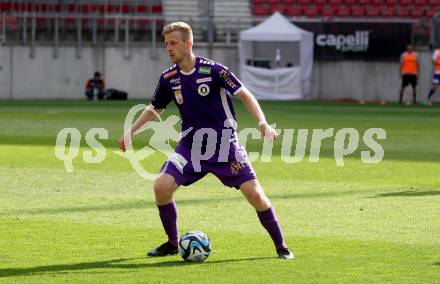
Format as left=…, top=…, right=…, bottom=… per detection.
left=178, top=230, right=212, bottom=262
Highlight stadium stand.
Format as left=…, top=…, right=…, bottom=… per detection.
left=250, top=0, right=439, bottom=21
left=0, top=0, right=163, bottom=31
left=213, top=1, right=252, bottom=42
left=250, top=0, right=440, bottom=46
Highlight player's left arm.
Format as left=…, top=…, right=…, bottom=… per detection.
left=237, top=88, right=278, bottom=142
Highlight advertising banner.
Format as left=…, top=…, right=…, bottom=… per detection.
left=296, top=22, right=413, bottom=61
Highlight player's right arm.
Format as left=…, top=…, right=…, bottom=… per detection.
left=117, top=106, right=165, bottom=151
left=118, top=74, right=172, bottom=151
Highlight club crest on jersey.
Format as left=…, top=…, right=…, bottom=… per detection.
left=164, top=70, right=177, bottom=79
left=198, top=84, right=210, bottom=96
left=198, top=67, right=211, bottom=75
left=174, top=90, right=183, bottom=104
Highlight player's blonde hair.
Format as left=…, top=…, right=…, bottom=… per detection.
left=162, top=22, right=193, bottom=43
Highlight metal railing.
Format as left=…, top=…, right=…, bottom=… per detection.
left=0, top=10, right=433, bottom=58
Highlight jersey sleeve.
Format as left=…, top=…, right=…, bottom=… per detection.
left=150, top=75, right=172, bottom=109
left=213, top=64, right=243, bottom=96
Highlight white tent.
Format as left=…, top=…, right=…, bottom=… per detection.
left=239, top=12, right=314, bottom=100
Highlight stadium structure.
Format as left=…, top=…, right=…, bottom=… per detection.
left=0, top=0, right=439, bottom=103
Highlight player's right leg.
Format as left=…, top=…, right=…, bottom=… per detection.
left=427, top=84, right=438, bottom=106
left=147, top=144, right=206, bottom=257
left=147, top=173, right=180, bottom=257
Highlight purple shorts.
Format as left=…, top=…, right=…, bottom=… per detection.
left=433, top=74, right=440, bottom=84
left=160, top=142, right=257, bottom=189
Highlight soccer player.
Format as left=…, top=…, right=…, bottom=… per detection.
left=118, top=22, right=294, bottom=259
left=399, top=45, right=419, bottom=105
left=426, top=47, right=440, bottom=106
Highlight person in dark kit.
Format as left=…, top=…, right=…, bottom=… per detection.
left=85, top=71, right=106, bottom=100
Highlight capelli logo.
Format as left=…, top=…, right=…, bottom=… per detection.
left=316, top=31, right=370, bottom=52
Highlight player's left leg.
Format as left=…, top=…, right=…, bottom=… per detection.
left=239, top=179, right=294, bottom=259
left=411, top=76, right=417, bottom=104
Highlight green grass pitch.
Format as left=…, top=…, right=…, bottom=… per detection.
left=0, top=100, right=439, bottom=283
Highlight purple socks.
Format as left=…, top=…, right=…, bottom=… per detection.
left=157, top=201, right=179, bottom=246
left=257, top=206, right=287, bottom=249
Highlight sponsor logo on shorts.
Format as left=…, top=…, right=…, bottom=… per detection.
left=164, top=70, right=177, bottom=79
left=172, top=85, right=181, bottom=90
left=198, top=84, right=210, bottom=96
left=230, top=161, right=248, bottom=174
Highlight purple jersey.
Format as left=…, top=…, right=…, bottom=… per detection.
left=151, top=56, right=243, bottom=149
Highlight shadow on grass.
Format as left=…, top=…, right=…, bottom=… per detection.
left=373, top=190, right=440, bottom=198
left=0, top=256, right=275, bottom=278
left=433, top=262, right=440, bottom=266
left=1, top=188, right=375, bottom=216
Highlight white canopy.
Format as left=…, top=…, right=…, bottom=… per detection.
left=239, top=12, right=314, bottom=100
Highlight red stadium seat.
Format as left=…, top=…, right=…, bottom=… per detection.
left=253, top=5, right=268, bottom=16
left=286, top=5, right=301, bottom=16
left=396, top=5, right=410, bottom=17
left=352, top=5, right=366, bottom=16
left=67, top=3, right=76, bottom=13
left=53, top=3, right=61, bottom=12
left=316, top=3, right=325, bottom=13
left=80, top=4, right=89, bottom=13
left=381, top=5, right=395, bottom=17
left=0, top=2, right=12, bottom=12
left=429, top=0, right=440, bottom=4
left=344, top=0, right=356, bottom=5
left=386, top=0, right=397, bottom=4
left=299, top=0, right=312, bottom=4
left=304, top=5, right=319, bottom=17
left=372, top=0, right=383, bottom=4
left=252, top=0, right=264, bottom=4
left=152, top=4, right=162, bottom=14
left=336, top=5, right=351, bottom=16
left=427, top=5, right=439, bottom=17
left=315, top=0, right=327, bottom=4
left=414, top=0, right=427, bottom=4
left=121, top=5, right=130, bottom=14
left=401, top=0, right=412, bottom=4
left=359, top=0, right=370, bottom=4
left=284, top=0, right=295, bottom=5
left=269, top=3, right=285, bottom=14
left=329, top=0, right=343, bottom=4
left=321, top=5, right=336, bottom=16
left=366, top=5, right=380, bottom=17
left=412, top=5, right=426, bottom=17
left=268, top=0, right=279, bottom=4
left=136, top=5, right=149, bottom=13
